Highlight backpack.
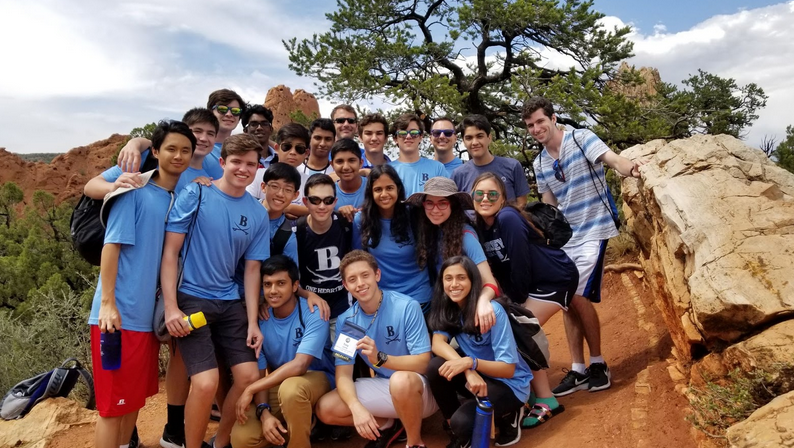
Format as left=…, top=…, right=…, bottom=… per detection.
left=70, top=152, right=159, bottom=265
left=570, top=130, right=621, bottom=231
left=1, top=358, right=95, bottom=420
left=495, top=298, right=550, bottom=371
left=522, top=201, right=572, bottom=249
left=270, top=218, right=295, bottom=256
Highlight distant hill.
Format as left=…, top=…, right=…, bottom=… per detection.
left=15, top=153, right=61, bottom=163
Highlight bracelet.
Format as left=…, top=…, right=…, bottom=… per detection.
left=470, top=357, right=478, bottom=371
left=483, top=283, right=499, bottom=296
left=255, top=402, right=271, bottom=419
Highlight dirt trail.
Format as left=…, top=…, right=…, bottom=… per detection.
left=48, top=264, right=697, bottom=448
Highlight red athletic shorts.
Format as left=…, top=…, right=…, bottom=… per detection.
left=90, top=325, right=159, bottom=417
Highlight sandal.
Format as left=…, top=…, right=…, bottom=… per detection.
left=210, top=403, right=222, bottom=422
left=521, top=402, right=565, bottom=428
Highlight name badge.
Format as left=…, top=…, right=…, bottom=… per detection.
left=333, top=320, right=367, bottom=361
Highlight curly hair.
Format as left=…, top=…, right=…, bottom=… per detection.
left=416, top=195, right=468, bottom=270
left=359, top=165, right=414, bottom=249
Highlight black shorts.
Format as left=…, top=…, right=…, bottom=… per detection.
left=526, top=284, right=577, bottom=310
left=175, top=291, right=256, bottom=377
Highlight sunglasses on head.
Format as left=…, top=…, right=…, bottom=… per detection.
left=306, top=196, right=335, bottom=206
left=553, top=159, right=566, bottom=182
left=281, top=143, right=308, bottom=154
left=213, top=105, right=242, bottom=116
left=472, top=190, right=501, bottom=203
left=334, top=117, right=357, bottom=124
left=430, top=129, right=455, bottom=138
left=395, top=130, right=422, bottom=138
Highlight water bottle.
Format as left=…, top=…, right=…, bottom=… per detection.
left=100, top=331, right=122, bottom=371
left=184, top=311, right=207, bottom=331
left=471, top=396, right=493, bottom=448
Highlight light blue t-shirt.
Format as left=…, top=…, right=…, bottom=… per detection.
left=88, top=182, right=175, bottom=332
left=175, top=166, right=209, bottom=193
left=166, top=183, right=269, bottom=300
left=101, top=149, right=151, bottom=182
left=334, top=290, right=430, bottom=379
left=258, top=298, right=335, bottom=386
left=202, top=142, right=223, bottom=180
left=443, top=158, right=464, bottom=177
left=435, top=302, right=533, bottom=402
left=434, top=225, right=487, bottom=273
left=234, top=213, right=297, bottom=298
left=352, top=212, right=433, bottom=305
left=389, top=158, right=448, bottom=197
left=335, top=178, right=367, bottom=210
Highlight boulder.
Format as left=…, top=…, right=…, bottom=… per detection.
left=621, top=135, right=794, bottom=360
left=0, top=397, right=96, bottom=448
left=263, top=85, right=321, bottom=131
left=726, top=390, right=794, bottom=447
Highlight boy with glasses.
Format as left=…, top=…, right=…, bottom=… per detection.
left=429, top=117, right=463, bottom=176
left=388, top=113, right=448, bottom=197
left=451, top=114, right=530, bottom=208
left=523, top=96, right=643, bottom=396
left=242, top=105, right=277, bottom=169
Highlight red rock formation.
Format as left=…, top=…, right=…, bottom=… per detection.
left=263, top=85, right=321, bottom=131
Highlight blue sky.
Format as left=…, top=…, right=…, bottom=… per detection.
left=0, top=0, right=791, bottom=154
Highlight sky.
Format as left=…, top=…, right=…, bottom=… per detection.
left=0, top=0, right=790, bottom=154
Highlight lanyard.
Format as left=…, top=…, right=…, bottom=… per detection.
left=348, top=290, right=383, bottom=335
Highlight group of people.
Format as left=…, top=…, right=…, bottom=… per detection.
left=85, top=88, right=643, bottom=448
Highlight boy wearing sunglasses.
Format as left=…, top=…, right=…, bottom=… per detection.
left=388, top=113, right=448, bottom=197
left=451, top=114, right=530, bottom=208
left=429, top=117, right=463, bottom=176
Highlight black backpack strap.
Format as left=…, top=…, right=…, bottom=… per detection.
left=294, top=215, right=309, bottom=250
left=571, top=130, right=617, bottom=225
left=271, top=218, right=295, bottom=256
left=140, top=147, right=159, bottom=172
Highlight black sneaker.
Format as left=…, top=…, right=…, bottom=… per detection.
left=311, top=418, right=328, bottom=442
left=129, top=426, right=139, bottom=448
left=330, top=425, right=352, bottom=441
left=494, top=407, right=524, bottom=447
left=587, top=362, right=612, bottom=392
left=552, top=369, right=590, bottom=397
left=362, top=419, right=405, bottom=448
left=160, top=425, right=185, bottom=448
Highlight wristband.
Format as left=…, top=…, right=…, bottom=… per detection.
left=255, top=403, right=271, bottom=419
left=483, top=283, right=499, bottom=295
left=470, top=357, right=478, bottom=371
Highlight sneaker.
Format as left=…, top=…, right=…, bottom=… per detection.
left=311, top=418, right=328, bottom=442
left=160, top=425, right=185, bottom=448
left=552, top=369, right=590, bottom=397
left=494, top=407, right=524, bottom=447
left=587, top=362, right=612, bottom=392
left=362, top=419, right=405, bottom=448
left=330, top=425, right=352, bottom=441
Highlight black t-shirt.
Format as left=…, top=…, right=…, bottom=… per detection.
left=295, top=213, right=353, bottom=318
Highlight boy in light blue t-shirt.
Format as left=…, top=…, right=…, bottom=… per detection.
left=388, top=113, right=448, bottom=197
left=331, top=138, right=367, bottom=220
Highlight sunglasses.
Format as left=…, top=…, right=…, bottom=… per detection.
left=246, top=120, right=271, bottom=130
left=430, top=129, right=455, bottom=138
left=422, top=200, right=450, bottom=211
left=213, top=105, right=242, bottom=116
left=334, top=117, right=357, bottom=125
left=281, top=143, right=308, bottom=154
left=472, top=190, right=501, bottom=203
left=306, top=196, right=336, bottom=206
left=395, top=130, right=422, bottom=138
left=553, top=159, right=566, bottom=182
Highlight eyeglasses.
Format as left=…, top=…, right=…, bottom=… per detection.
left=280, top=143, right=308, bottom=154
left=306, top=196, right=336, bottom=206
left=246, top=121, right=271, bottom=130
left=472, top=190, right=501, bottom=203
left=213, top=105, right=242, bottom=116
left=553, top=159, right=566, bottom=182
left=334, top=117, right=357, bottom=125
left=395, top=130, right=422, bottom=139
left=422, top=200, right=450, bottom=211
left=266, top=183, right=296, bottom=196
left=430, top=129, right=455, bottom=138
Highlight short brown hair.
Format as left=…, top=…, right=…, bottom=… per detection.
left=390, top=113, right=425, bottom=135
left=221, top=133, right=262, bottom=159
left=340, top=250, right=379, bottom=278
left=358, top=113, right=389, bottom=134
left=521, top=96, right=555, bottom=120
left=207, top=89, right=247, bottom=114
left=331, top=104, right=357, bottom=120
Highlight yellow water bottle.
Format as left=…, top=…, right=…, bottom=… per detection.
left=183, top=311, right=207, bottom=331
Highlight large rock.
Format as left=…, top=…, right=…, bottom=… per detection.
left=0, top=397, right=96, bottom=448
left=263, top=85, right=320, bottom=131
left=621, top=134, right=794, bottom=360
left=726, top=390, right=794, bottom=447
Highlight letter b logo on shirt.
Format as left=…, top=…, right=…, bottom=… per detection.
left=316, top=247, right=340, bottom=271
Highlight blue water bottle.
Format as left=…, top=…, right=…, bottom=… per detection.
left=471, top=396, right=493, bottom=448
left=100, top=331, right=122, bottom=370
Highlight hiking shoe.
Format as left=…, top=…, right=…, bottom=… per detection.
left=362, top=419, right=404, bottom=448
left=330, top=425, right=352, bottom=441
left=552, top=369, right=590, bottom=397
left=587, top=362, right=612, bottom=392
left=494, top=407, right=524, bottom=447
left=129, top=426, right=139, bottom=448
left=160, top=425, right=185, bottom=448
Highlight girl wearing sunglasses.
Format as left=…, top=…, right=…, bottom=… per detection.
left=471, top=172, right=581, bottom=428
left=351, top=165, right=433, bottom=312
left=406, top=176, right=499, bottom=332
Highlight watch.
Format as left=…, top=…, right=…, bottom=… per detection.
left=255, top=403, right=271, bottom=419
left=374, top=351, right=388, bottom=368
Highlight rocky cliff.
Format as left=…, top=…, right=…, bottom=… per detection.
left=263, top=85, right=321, bottom=130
